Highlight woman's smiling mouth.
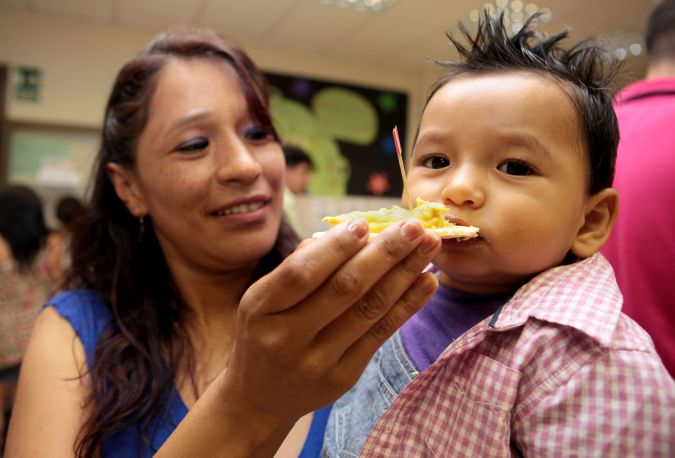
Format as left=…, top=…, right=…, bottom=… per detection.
left=209, top=196, right=272, bottom=225
left=212, top=201, right=266, bottom=216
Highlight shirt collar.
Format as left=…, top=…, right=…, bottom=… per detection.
left=489, top=253, right=622, bottom=348
left=615, top=77, right=675, bottom=105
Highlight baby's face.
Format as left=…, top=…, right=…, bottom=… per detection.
left=407, top=71, right=590, bottom=295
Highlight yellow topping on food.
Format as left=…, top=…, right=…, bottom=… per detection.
left=321, top=197, right=459, bottom=233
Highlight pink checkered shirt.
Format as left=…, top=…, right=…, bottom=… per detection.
left=362, top=254, right=675, bottom=457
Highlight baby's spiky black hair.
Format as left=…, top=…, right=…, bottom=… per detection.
left=427, top=12, right=619, bottom=194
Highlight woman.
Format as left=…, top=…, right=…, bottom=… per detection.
left=0, top=185, right=54, bottom=450
left=5, top=30, right=441, bottom=457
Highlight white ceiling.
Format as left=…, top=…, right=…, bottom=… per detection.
left=0, top=0, right=655, bottom=71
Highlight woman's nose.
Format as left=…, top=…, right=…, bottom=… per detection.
left=214, top=139, right=262, bottom=185
left=441, top=166, right=485, bottom=208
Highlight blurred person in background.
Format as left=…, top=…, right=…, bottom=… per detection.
left=601, top=0, right=675, bottom=377
left=282, top=144, right=314, bottom=235
left=5, top=29, right=441, bottom=457
left=0, top=185, right=54, bottom=452
left=45, top=195, right=87, bottom=284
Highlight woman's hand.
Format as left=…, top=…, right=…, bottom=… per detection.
left=157, top=218, right=440, bottom=457
left=229, top=218, right=440, bottom=415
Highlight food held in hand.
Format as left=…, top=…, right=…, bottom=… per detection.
left=314, top=198, right=479, bottom=240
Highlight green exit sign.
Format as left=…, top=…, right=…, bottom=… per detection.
left=13, top=66, right=42, bottom=102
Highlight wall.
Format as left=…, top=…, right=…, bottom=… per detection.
left=0, top=9, right=151, bottom=127
left=0, top=7, right=430, bottom=144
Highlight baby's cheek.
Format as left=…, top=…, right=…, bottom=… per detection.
left=512, top=233, right=570, bottom=274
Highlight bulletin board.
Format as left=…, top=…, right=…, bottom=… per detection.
left=265, top=71, right=408, bottom=197
left=2, top=122, right=100, bottom=194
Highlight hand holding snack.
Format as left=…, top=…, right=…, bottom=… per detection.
left=314, top=197, right=479, bottom=240
left=221, top=218, right=441, bottom=425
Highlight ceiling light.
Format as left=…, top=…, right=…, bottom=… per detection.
left=524, top=3, right=538, bottom=15
left=317, top=0, right=398, bottom=12
left=604, top=32, right=644, bottom=61
left=629, top=43, right=642, bottom=56
left=469, top=1, right=552, bottom=26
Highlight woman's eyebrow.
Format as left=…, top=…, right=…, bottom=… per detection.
left=167, top=110, right=210, bottom=133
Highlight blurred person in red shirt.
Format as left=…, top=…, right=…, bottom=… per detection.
left=602, top=0, right=675, bottom=377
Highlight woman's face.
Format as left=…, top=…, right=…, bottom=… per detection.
left=113, top=58, right=285, bottom=274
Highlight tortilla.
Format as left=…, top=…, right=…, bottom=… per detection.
left=313, top=198, right=479, bottom=240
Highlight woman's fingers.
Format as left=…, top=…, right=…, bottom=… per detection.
left=241, top=219, right=370, bottom=316
left=316, top=229, right=441, bottom=352
left=242, top=218, right=429, bottom=329
left=231, top=218, right=437, bottom=415
left=235, top=219, right=426, bottom=377
left=341, top=272, right=439, bottom=375
left=286, top=219, right=430, bottom=333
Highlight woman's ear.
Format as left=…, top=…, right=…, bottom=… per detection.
left=571, top=187, right=619, bottom=259
left=106, top=163, right=148, bottom=217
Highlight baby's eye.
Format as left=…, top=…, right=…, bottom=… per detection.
left=497, top=159, right=536, bottom=176
left=244, top=125, right=274, bottom=142
left=422, top=156, right=450, bottom=169
left=177, top=137, right=209, bottom=153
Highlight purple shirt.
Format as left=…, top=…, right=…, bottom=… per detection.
left=601, top=78, right=675, bottom=377
left=400, top=281, right=509, bottom=371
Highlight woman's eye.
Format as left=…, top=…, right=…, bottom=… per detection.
left=177, top=137, right=209, bottom=153
left=422, top=156, right=450, bottom=169
left=498, top=160, right=535, bottom=176
left=244, top=125, right=273, bottom=141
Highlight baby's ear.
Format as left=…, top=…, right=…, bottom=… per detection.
left=571, top=188, right=619, bottom=259
left=106, top=162, right=148, bottom=217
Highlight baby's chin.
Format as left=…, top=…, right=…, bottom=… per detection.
left=436, top=267, right=533, bottom=296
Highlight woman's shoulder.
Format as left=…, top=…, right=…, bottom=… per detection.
left=46, top=289, right=111, bottom=324
left=48, top=289, right=107, bottom=306
left=44, top=290, right=114, bottom=365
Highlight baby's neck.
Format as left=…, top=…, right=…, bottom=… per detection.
left=438, top=272, right=524, bottom=297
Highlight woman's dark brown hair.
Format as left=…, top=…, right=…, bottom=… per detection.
left=68, top=29, right=299, bottom=456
